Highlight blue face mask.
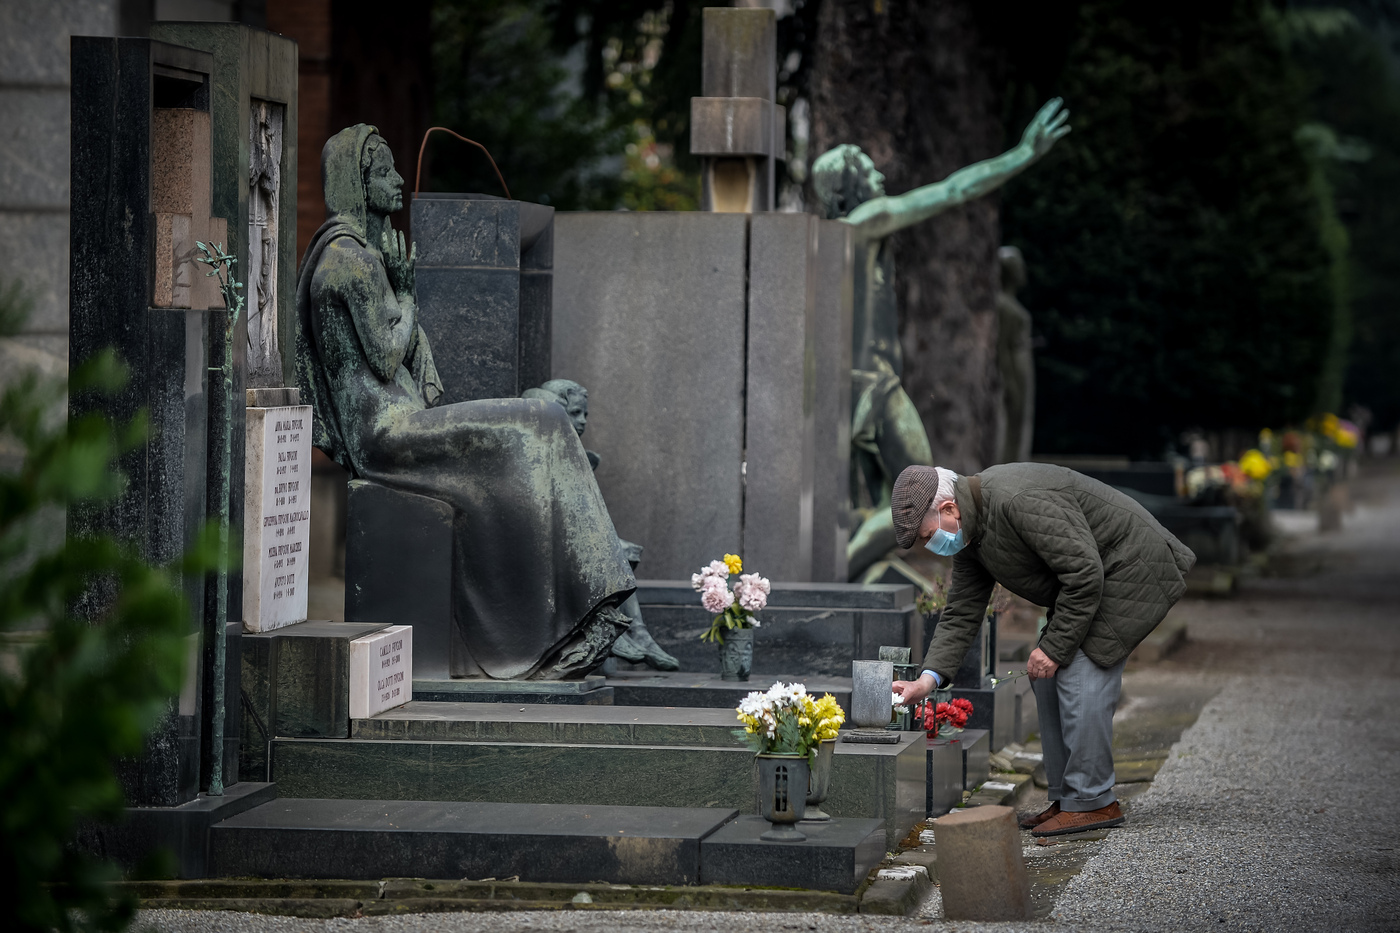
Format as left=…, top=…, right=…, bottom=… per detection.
left=925, top=524, right=967, bottom=557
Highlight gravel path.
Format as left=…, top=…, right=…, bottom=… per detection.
left=137, top=468, right=1400, bottom=932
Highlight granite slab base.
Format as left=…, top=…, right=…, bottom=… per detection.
left=73, top=782, right=276, bottom=879
left=925, top=738, right=963, bottom=816
left=210, top=798, right=734, bottom=885
left=413, top=675, right=613, bottom=706
left=634, top=581, right=918, bottom=678
left=955, top=728, right=990, bottom=791
left=353, top=701, right=742, bottom=746
left=951, top=678, right=1017, bottom=751
left=699, top=815, right=884, bottom=894
left=270, top=728, right=924, bottom=849
left=607, top=670, right=851, bottom=713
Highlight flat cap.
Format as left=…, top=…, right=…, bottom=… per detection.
left=891, top=465, right=941, bottom=550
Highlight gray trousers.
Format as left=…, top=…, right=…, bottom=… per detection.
left=1031, top=648, right=1124, bottom=812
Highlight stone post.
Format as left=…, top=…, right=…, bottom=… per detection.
left=932, top=805, right=1033, bottom=920
left=690, top=7, right=785, bottom=213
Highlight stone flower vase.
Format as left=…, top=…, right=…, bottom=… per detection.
left=756, top=753, right=809, bottom=841
left=803, top=738, right=837, bottom=821
left=718, top=627, right=753, bottom=681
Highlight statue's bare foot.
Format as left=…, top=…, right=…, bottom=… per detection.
left=610, top=630, right=645, bottom=663
left=625, top=618, right=680, bottom=671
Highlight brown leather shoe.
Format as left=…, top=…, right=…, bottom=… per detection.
left=1018, top=803, right=1060, bottom=829
left=1030, top=801, right=1124, bottom=837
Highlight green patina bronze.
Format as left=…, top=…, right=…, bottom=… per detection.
left=296, top=126, right=635, bottom=680
left=195, top=239, right=243, bottom=796
left=812, top=99, right=1070, bottom=578
left=996, top=246, right=1035, bottom=464
left=524, top=378, right=680, bottom=672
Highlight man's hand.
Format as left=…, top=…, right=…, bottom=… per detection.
left=1027, top=647, right=1060, bottom=681
left=1019, top=97, right=1072, bottom=160
left=894, top=672, right=937, bottom=706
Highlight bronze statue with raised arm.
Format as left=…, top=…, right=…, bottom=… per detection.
left=812, top=99, right=1070, bottom=578
left=296, top=125, right=636, bottom=680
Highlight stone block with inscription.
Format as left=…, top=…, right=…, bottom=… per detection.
left=349, top=625, right=413, bottom=719
left=243, top=402, right=312, bottom=632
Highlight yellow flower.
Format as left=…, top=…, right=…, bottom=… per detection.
left=1283, top=450, right=1302, bottom=469
left=1239, top=449, right=1272, bottom=481
left=723, top=553, right=743, bottom=574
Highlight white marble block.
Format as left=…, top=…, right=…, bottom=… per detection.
left=350, top=625, right=414, bottom=719
left=242, top=404, right=312, bottom=632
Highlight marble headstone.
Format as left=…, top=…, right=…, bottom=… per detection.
left=846, top=659, right=899, bottom=744
left=349, top=625, right=413, bottom=719
left=242, top=389, right=312, bottom=632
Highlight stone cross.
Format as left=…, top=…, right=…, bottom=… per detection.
left=689, top=7, right=785, bottom=212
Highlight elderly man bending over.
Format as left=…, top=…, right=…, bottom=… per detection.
left=892, top=463, right=1195, bottom=836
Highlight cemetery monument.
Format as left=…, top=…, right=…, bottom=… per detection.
left=296, top=124, right=636, bottom=680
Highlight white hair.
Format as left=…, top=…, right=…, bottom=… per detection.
left=932, top=467, right=959, bottom=508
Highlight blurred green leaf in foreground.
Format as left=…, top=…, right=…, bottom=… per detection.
left=0, top=280, right=219, bottom=932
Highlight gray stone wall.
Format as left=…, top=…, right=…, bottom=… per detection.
left=552, top=213, right=750, bottom=581
left=553, top=212, right=852, bottom=583
left=0, top=1, right=117, bottom=381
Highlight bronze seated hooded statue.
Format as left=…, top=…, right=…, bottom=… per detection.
left=295, top=124, right=635, bottom=680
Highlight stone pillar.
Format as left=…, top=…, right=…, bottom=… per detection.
left=690, top=7, right=785, bottom=213
left=744, top=213, right=818, bottom=582
left=412, top=194, right=554, bottom=403
left=150, top=21, right=300, bottom=791
left=812, top=220, right=854, bottom=582
left=69, top=37, right=221, bottom=807
left=932, top=805, right=1033, bottom=920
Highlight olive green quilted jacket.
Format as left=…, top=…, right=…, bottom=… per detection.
left=922, top=463, right=1196, bottom=679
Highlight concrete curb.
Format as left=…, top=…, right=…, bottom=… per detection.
left=123, top=878, right=860, bottom=915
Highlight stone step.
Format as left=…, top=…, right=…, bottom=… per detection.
left=354, top=701, right=742, bottom=746
left=210, top=798, right=733, bottom=886
left=209, top=799, right=884, bottom=894
left=268, top=731, right=924, bottom=850
left=604, top=671, right=853, bottom=712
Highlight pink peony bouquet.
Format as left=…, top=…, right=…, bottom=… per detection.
left=695, top=554, right=770, bottom=644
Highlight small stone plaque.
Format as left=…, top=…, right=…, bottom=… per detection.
left=350, top=625, right=413, bottom=719
left=242, top=404, right=312, bottom=632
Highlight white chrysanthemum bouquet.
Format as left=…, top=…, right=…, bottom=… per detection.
left=694, top=553, right=771, bottom=644
left=733, top=681, right=845, bottom=763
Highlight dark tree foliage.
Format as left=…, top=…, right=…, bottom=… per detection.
left=1000, top=0, right=1346, bottom=456
left=1292, top=4, right=1400, bottom=429
left=427, top=0, right=703, bottom=208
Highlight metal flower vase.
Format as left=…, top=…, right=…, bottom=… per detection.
left=804, top=738, right=836, bottom=821
left=756, top=753, right=809, bottom=841
left=718, top=627, right=753, bottom=681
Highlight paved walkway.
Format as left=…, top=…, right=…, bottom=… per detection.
left=140, top=465, right=1400, bottom=932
